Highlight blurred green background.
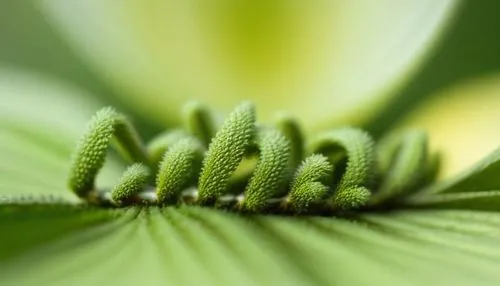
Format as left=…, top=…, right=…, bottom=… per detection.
left=368, top=0, right=500, bottom=136
left=1, top=1, right=500, bottom=137
left=0, top=0, right=161, bottom=136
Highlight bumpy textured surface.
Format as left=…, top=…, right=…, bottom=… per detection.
left=68, top=108, right=119, bottom=197
left=308, top=128, right=375, bottom=210
left=198, top=102, right=256, bottom=205
left=288, top=154, right=333, bottom=212
left=156, top=138, right=205, bottom=204
left=66, top=102, right=445, bottom=214
left=111, top=163, right=150, bottom=204
left=68, top=107, right=147, bottom=198
left=333, top=186, right=371, bottom=210
left=290, top=154, right=333, bottom=190
left=275, top=114, right=304, bottom=168
left=241, top=129, right=291, bottom=212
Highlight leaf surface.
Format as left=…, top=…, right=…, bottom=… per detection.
left=420, top=148, right=500, bottom=194
left=1, top=207, right=499, bottom=286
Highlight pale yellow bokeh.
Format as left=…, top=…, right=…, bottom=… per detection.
left=400, top=74, right=500, bottom=179
left=42, top=0, right=458, bottom=131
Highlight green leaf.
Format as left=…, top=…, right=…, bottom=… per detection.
left=403, top=146, right=500, bottom=211
left=406, top=191, right=500, bottom=211
left=421, top=148, right=500, bottom=194
left=2, top=69, right=499, bottom=286
left=0, top=204, right=120, bottom=261
left=1, top=207, right=499, bottom=285
left=362, top=211, right=500, bottom=263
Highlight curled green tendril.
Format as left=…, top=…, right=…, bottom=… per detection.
left=183, top=101, right=217, bottom=147
left=405, top=190, right=500, bottom=211
left=156, top=138, right=205, bottom=205
left=240, top=128, right=291, bottom=212
left=308, top=128, right=375, bottom=210
left=67, top=101, right=442, bottom=215
left=288, top=154, right=333, bottom=212
left=198, top=102, right=256, bottom=205
left=371, top=130, right=430, bottom=204
left=68, top=107, right=148, bottom=198
left=111, top=163, right=150, bottom=206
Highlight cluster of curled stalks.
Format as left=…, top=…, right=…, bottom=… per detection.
left=69, top=101, right=439, bottom=215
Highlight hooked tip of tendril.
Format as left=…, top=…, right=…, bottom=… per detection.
left=334, top=186, right=371, bottom=210
left=156, top=138, right=204, bottom=205
left=111, top=163, right=150, bottom=206
left=68, top=106, right=119, bottom=198
left=197, top=101, right=257, bottom=205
